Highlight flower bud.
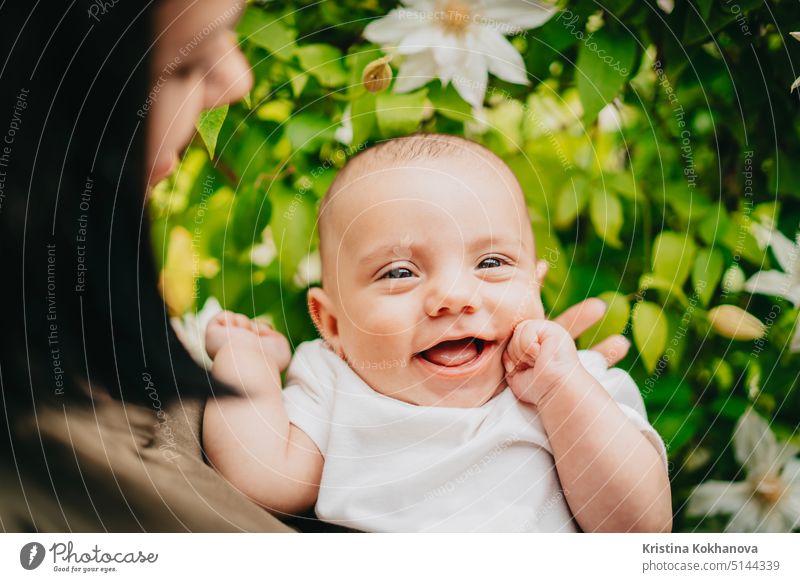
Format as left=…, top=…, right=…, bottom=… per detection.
left=721, top=265, right=745, bottom=294
left=362, top=57, right=393, bottom=93
left=707, top=305, right=765, bottom=340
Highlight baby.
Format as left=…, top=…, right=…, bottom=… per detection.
left=202, top=134, right=672, bottom=532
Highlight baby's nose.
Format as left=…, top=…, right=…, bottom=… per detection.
left=424, top=276, right=482, bottom=317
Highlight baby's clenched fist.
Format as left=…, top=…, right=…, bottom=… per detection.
left=502, top=319, right=586, bottom=406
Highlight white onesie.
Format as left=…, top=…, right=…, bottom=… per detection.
left=282, top=339, right=667, bottom=532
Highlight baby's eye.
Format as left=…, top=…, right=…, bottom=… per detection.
left=477, top=257, right=508, bottom=269
left=380, top=267, right=414, bottom=279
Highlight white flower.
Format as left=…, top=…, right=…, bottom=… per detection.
left=335, top=105, right=353, bottom=145
left=686, top=408, right=800, bottom=532
left=791, top=32, right=800, bottom=92
left=170, top=296, right=223, bottom=369
left=250, top=226, right=277, bottom=267
left=744, top=220, right=800, bottom=352
left=364, top=0, right=557, bottom=108
left=293, top=250, right=322, bottom=288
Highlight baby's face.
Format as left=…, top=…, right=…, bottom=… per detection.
left=312, top=154, right=546, bottom=408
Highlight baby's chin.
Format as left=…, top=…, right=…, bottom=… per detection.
left=362, top=360, right=507, bottom=408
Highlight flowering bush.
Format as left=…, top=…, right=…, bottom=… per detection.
left=153, top=0, right=800, bottom=532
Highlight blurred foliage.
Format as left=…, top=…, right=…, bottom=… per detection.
left=151, top=0, right=800, bottom=531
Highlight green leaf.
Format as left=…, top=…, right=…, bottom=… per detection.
left=665, top=311, right=688, bottom=372
left=696, top=0, right=714, bottom=19
left=652, top=410, right=699, bottom=453
left=256, top=99, right=293, bottom=123
left=554, top=175, right=589, bottom=228
left=237, top=9, right=296, bottom=60
left=286, top=66, right=309, bottom=97
left=576, top=25, right=636, bottom=124
left=285, top=113, right=335, bottom=153
left=652, top=231, right=696, bottom=289
left=428, top=81, right=472, bottom=122
left=697, top=205, right=763, bottom=265
left=691, top=247, right=724, bottom=307
left=603, top=171, right=641, bottom=202
left=293, top=44, right=347, bottom=88
left=632, top=301, right=668, bottom=373
left=196, top=105, right=228, bottom=158
left=660, top=182, right=713, bottom=223
left=589, top=189, right=623, bottom=248
left=375, top=89, right=429, bottom=137
left=578, top=291, right=631, bottom=349
left=764, top=150, right=800, bottom=199
left=232, top=184, right=272, bottom=251
left=639, top=273, right=690, bottom=307
left=268, top=182, right=316, bottom=284
left=350, top=92, right=376, bottom=146
left=683, top=0, right=762, bottom=45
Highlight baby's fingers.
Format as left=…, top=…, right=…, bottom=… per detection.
left=210, top=310, right=237, bottom=327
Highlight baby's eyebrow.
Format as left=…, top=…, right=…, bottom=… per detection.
left=357, top=235, right=522, bottom=266
left=467, top=234, right=522, bottom=252
left=357, top=243, right=417, bottom=265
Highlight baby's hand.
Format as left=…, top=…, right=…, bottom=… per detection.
left=205, top=311, right=291, bottom=371
left=503, top=319, right=585, bottom=406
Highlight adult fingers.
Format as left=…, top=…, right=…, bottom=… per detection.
left=589, top=335, right=631, bottom=367
left=551, top=298, right=607, bottom=339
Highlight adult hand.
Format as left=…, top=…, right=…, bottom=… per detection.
left=550, top=298, right=631, bottom=367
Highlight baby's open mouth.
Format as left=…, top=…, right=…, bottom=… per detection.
left=417, top=337, right=488, bottom=367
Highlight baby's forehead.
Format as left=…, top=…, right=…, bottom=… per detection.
left=325, top=150, right=525, bottom=223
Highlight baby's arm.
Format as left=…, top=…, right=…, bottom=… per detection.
left=504, top=320, right=672, bottom=532
left=202, top=312, right=323, bottom=516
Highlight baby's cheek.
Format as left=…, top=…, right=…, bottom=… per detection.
left=358, top=303, right=415, bottom=337
left=489, top=279, right=545, bottom=326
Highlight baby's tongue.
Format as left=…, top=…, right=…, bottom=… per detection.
left=421, top=338, right=478, bottom=367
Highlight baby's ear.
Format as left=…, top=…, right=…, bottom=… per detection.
left=307, top=287, right=341, bottom=354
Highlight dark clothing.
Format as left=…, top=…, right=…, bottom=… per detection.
left=1, top=397, right=295, bottom=532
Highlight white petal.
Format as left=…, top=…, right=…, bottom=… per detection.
left=430, top=32, right=469, bottom=84
left=171, top=298, right=222, bottom=370
left=452, top=51, right=489, bottom=108
left=723, top=500, right=764, bottom=532
left=474, top=26, right=529, bottom=85
left=393, top=54, right=437, bottom=93
left=395, top=26, right=447, bottom=56
left=334, top=105, right=352, bottom=145
left=782, top=457, right=800, bottom=485
left=743, top=270, right=795, bottom=302
left=753, top=505, right=790, bottom=532
left=791, top=319, right=800, bottom=353
left=750, top=220, right=774, bottom=249
left=477, top=0, right=557, bottom=33
left=734, top=408, right=782, bottom=476
left=363, top=9, right=428, bottom=45
left=464, top=105, right=490, bottom=135
left=402, top=0, right=438, bottom=10
left=196, top=296, right=223, bottom=330
left=780, top=487, right=800, bottom=530
left=764, top=225, right=799, bottom=275
left=293, top=251, right=321, bottom=287
left=685, top=480, right=751, bottom=517
left=793, top=76, right=800, bottom=93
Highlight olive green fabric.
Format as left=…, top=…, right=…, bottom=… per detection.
left=1, top=396, right=296, bottom=532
